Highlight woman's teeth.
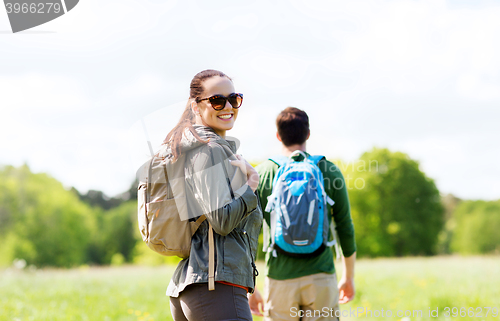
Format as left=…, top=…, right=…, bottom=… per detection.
left=218, top=114, right=232, bottom=119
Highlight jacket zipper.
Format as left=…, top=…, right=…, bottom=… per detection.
left=242, top=230, right=259, bottom=294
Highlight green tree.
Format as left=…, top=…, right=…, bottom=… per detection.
left=437, top=194, right=462, bottom=254
left=0, top=166, right=20, bottom=236
left=0, top=166, right=24, bottom=266
left=91, top=201, right=138, bottom=264
left=344, top=148, right=444, bottom=257
left=72, top=188, right=127, bottom=210
left=451, top=200, right=500, bottom=254
left=0, top=165, right=95, bottom=267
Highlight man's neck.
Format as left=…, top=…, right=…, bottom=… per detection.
left=281, top=143, right=307, bottom=156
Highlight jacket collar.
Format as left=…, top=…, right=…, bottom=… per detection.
left=192, top=125, right=239, bottom=154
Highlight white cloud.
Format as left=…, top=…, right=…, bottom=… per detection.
left=51, top=0, right=179, bottom=34
left=2, top=0, right=500, bottom=200
left=246, top=51, right=310, bottom=88
left=212, top=14, right=259, bottom=33
left=0, top=74, right=88, bottom=115
left=457, top=73, right=500, bottom=101
left=114, top=74, right=171, bottom=99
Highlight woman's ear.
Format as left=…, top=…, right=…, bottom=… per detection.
left=191, top=100, right=200, bottom=115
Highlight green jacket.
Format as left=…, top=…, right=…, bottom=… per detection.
left=167, top=126, right=263, bottom=297
left=256, top=153, right=356, bottom=280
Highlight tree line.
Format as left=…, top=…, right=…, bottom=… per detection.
left=0, top=148, right=498, bottom=267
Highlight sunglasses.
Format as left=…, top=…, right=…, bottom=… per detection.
left=196, top=93, right=243, bottom=111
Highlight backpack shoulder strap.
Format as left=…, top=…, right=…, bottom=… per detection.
left=208, top=142, right=235, bottom=201
left=208, top=223, right=215, bottom=290
left=308, top=155, right=335, bottom=205
left=308, top=155, right=326, bottom=166
left=269, top=155, right=289, bottom=167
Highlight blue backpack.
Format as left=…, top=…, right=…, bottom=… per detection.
left=264, top=151, right=340, bottom=258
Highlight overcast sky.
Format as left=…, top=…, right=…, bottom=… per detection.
left=1, top=0, right=499, bottom=200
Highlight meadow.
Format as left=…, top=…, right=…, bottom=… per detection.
left=1, top=256, right=499, bottom=321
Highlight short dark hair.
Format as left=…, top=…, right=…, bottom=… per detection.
left=276, top=107, right=309, bottom=146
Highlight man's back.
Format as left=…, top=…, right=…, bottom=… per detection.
left=256, top=153, right=356, bottom=280
left=248, top=107, right=356, bottom=320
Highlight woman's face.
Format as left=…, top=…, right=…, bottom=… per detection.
left=193, top=76, right=239, bottom=137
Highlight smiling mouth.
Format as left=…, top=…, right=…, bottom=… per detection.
left=217, top=114, right=233, bottom=120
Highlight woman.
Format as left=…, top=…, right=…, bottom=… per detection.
left=165, top=69, right=262, bottom=321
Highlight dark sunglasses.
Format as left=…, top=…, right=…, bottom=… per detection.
left=196, top=93, right=243, bottom=111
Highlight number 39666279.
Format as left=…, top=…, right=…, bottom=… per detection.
left=5, top=3, right=62, bottom=14
left=443, top=307, right=498, bottom=318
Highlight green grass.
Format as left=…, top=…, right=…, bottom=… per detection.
left=338, top=256, right=500, bottom=321
left=1, top=256, right=499, bottom=321
left=0, top=265, right=176, bottom=321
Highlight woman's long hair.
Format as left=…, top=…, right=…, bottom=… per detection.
left=164, top=69, right=231, bottom=161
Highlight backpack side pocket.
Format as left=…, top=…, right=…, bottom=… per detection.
left=146, top=198, right=192, bottom=258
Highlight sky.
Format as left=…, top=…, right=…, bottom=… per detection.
left=1, top=0, right=499, bottom=200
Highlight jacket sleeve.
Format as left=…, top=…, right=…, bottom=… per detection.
left=255, top=160, right=277, bottom=226
left=186, top=143, right=258, bottom=236
left=324, top=161, right=357, bottom=257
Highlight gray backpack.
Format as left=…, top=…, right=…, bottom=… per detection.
left=137, top=143, right=216, bottom=290
left=137, top=143, right=207, bottom=258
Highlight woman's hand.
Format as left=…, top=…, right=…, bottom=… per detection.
left=229, top=154, right=259, bottom=192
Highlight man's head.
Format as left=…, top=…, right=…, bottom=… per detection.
left=276, top=107, right=310, bottom=146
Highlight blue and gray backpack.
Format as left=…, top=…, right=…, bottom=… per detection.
left=264, top=151, right=340, bottom=258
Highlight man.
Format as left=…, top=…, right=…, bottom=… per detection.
left=248, top=107, right=356, bottom=321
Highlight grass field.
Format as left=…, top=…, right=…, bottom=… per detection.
left=1, top=256, right=499, bottom=321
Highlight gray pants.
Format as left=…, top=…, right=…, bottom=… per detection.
left=169, top=283, right=253, bottom=321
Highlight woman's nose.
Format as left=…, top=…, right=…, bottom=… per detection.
left=223, top=99, right=233, bottom=110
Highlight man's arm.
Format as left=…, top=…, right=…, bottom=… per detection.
left=321, top=160, right=357, bottom=303
left=247, top=161, right=275, bottom=316
left=324, top=160, right=356, bottom=257
left=338, top=252, right=356, bottom=304
left=255, top=161, right=276, bottom=224
left=248, top=289, right=264, bottom=316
